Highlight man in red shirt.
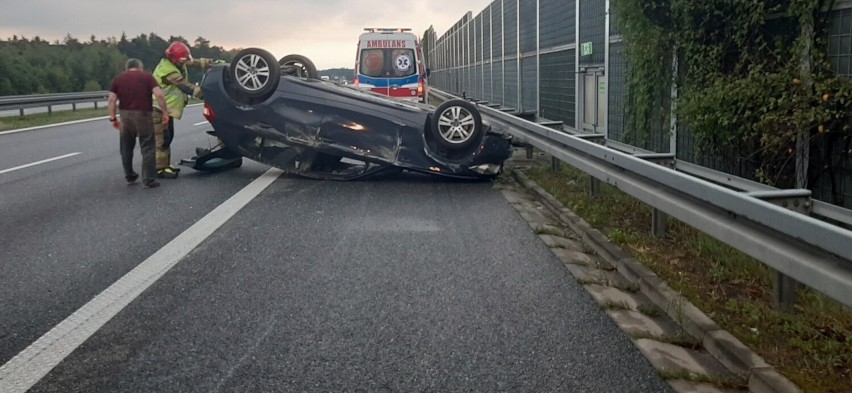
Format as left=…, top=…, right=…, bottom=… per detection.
left=108, top=58, right=170, bottom=188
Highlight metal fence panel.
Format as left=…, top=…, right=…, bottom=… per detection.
left=539, top=49, right=576, bottom=125
left=676, top=123, right=758, bottom=180
left=828, top=8, right=852, bottom=76
left=475, top=64, right=484, bottom=98
left=474, top=14, right=482, bottom=63
left=484, top=61, right=494, bottom=102
left=504, top=59, right=519, bottom=108
left=521, top=56, right=538, bottom=113
left=608, top=42, right=670, bottom=152
left=483, top=5, right=492, bottom=60
left=608, top=41, right=627, bottom=143
left=818, top=7, right=852, bottom=207
left=519, top=0, right=537, bottom=54
left=493, top=60, right=505, bottom=104
left=464, top=26, right=471, bottom=95
left=540, top=0, right=575, bottom=48
left=491, top=0, right=503, bottom=62
left=505, top=0, right=518, bottom=58
left=579, top=0, right=606, bottom=66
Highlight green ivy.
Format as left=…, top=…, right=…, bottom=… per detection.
left=612, top=0, right=852, bottom=192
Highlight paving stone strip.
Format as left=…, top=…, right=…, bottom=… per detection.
left=496, top=153, right=802, bottom=393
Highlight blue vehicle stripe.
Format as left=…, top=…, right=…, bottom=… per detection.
left=357, top=75, right=419, bottom=87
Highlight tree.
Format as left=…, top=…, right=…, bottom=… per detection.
left=194, top=36, right=210, bottom=49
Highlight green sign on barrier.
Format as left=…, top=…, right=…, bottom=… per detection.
left=581, top=42, right=593, bottom=56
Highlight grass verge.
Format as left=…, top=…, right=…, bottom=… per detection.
left=524, top=161, right=852, bottom=393
left=0, top=99, right=202, bottom=132
left=0, top=107, right=109, bottom=132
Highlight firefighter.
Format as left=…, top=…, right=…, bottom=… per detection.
left=152, top=41, right=217, bottom=178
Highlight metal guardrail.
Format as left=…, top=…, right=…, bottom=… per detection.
left=0, top=92, right=109, bottom=116
left=607, top=140, right=852, bottom=228
left=431, top=89, right=852, bottom=309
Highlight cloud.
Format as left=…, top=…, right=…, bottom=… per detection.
left=0, top=0, right=493, bottom=70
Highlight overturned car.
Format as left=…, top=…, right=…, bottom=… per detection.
left=181, top=48, right=512, bottom=180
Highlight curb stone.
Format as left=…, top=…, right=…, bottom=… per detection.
left=505, top=168, right=802, bottom=393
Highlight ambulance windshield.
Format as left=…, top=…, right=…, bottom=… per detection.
left=359, top=48, right=416, bottom=78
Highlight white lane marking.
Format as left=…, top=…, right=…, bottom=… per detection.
left=0, top=167, right=284, bottom=393
left=0, top=118, right=108, bottom=135
left=0, top=103, right=203, bottom=135
left=193, top=121, right=209, bottom=126
left=0, top=153, right=82, bottom=175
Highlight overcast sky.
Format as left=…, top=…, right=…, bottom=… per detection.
left=0, top=0, right=494, bottom=70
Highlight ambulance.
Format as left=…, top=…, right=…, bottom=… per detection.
left=354, top=28, right=428, bottom=102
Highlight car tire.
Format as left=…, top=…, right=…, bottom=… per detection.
left=279, top=54, right=319, bottom=79
left=229, top=48, right=280, bottom=100
left=429, top=99, right=483, bottom=151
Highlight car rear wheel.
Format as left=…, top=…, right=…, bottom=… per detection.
left=430, top=99, right=483, bottom=151
left=229, top=48, right=280, bottom=100
left=279, top=54, right=319, bottom=79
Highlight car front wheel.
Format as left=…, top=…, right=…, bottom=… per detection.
left=229, top=48, right=280, bottom=100
left=430, top=99, right=483, bottom=151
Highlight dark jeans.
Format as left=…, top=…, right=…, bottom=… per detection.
left=119, top=109, right=156, bottom=182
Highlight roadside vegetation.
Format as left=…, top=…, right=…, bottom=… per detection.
left=0, top=108, right=108, bottom=132
left=523, top=161, right=851, bottom=393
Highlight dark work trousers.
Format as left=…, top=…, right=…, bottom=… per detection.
left=164, top=117, right=174, bottom=147
left=119, top=109, right=156, bottom=182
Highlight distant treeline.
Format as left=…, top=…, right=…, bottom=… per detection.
left=0, top=33, right=239, bottom=96
left=319, top=68, right=356, bottom=82
left=0, top=33, right=357, bottom=96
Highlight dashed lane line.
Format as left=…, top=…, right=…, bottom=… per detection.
left=0, top=153, right=82, bottom=175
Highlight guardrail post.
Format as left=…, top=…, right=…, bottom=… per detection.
left=575, top=134, right=606, bottom=197
left=637, top=154, right=676, bottom=238
left=773, top=274, right=798, bottom=313
left=19, top=108, right=24, bottom=117
left=651, top=210, right=667, bottom=238
left=540, top=121, right=564, bottom=173
left=48, top=105, right=52, bottom=115
left=746, top=190, right=813, bottom=312
left=589, top=177, right=600, bottom=197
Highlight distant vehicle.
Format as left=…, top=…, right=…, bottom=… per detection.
left=180, top=48, right=512, bottom=180
left=354, top=28, right=429, bottom=103
left=320, top=75, right=330, bottom=81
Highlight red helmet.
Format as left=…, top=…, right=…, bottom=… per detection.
left=165, top=41, right=192, bottom=64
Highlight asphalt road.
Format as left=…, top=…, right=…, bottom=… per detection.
left=0, top=107, right=672, bottom=392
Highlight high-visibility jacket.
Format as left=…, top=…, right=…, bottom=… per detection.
left=152, top=58, right=189, bottom=120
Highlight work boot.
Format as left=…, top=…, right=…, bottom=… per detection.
left=157, top=167, right=179, bottom=179
left=143, top=180, right=161, bottom=189
left=126, top=173, right=139, bottom=185
left=169, top=165, right=181, bottom=173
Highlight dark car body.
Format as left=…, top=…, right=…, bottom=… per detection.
left=184, top=49, right=512, bottom=180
